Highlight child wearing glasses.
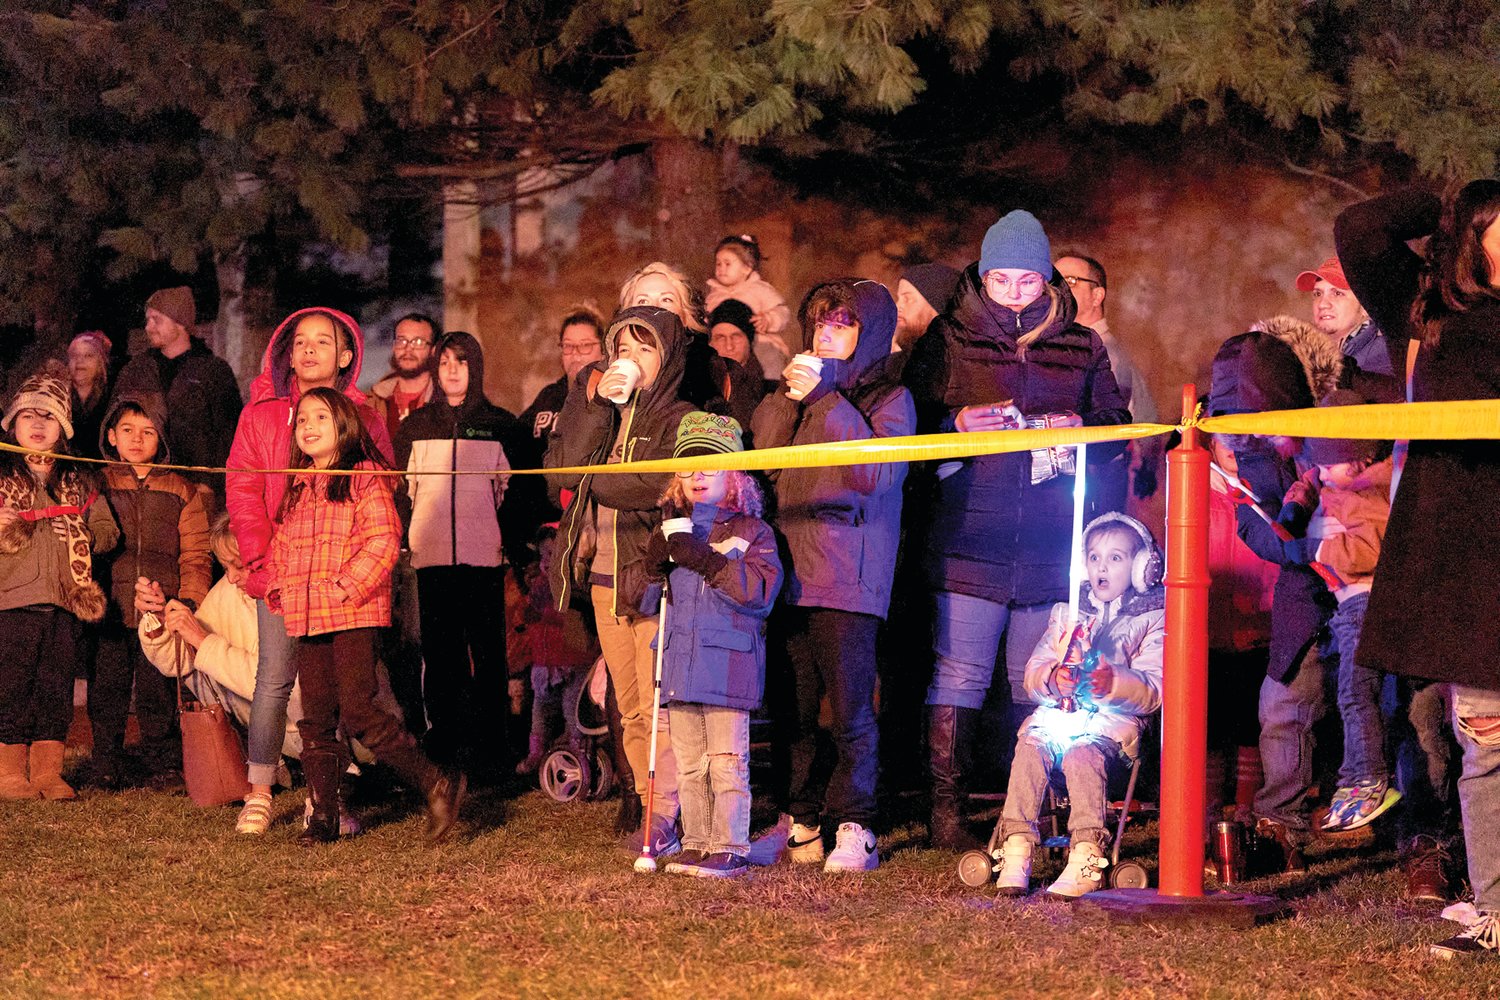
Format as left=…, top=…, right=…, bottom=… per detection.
left=624, top=413, right=782, bottom=878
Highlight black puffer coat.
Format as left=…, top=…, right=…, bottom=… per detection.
left=903, top=265, right=1130, bottom=606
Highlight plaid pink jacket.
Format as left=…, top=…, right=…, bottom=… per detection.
left=268, top=468, right=399, bottom=637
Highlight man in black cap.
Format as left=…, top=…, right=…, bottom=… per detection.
left=893, top=263, right=961, bottom=354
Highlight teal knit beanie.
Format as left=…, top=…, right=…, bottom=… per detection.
left=978, top=210, right=1053, bottom=277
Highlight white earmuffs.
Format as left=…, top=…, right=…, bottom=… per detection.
left=1082, top=512, right=1164, bottom=594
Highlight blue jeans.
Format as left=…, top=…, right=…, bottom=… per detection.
left=1254, top=644, right=1332, bottom=838
left=670, top=702, right=751, bottom=857
left=1328, top=592, right=1387, bottom=786
left=1393, top=679, right=1458, bottom=849
left=927, top=591, right=1052, bottom=709
left=999, top=730, right=1122, bottom=847
left=1452, top=683, right=1500, bottom=911
left=245, top=599, right=297, bottom=786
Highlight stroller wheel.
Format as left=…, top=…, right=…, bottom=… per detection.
left=585, top=749, right=615, bottom=801
left=539, top=747, right=591, bottom=803
left=1109, top=861, right=1149, bottom=889
left=957, top=849, right=997, bottom=888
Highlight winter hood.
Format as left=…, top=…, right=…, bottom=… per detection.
left=249, top=307, right=368, bottom=405
left=98, top=391, right=171, bottom=464
left=1209, top=315, right=1343, bottom=416
left=429, top=330, right=488, bottom=420
left=600, top=306, right=688, bottom=409
left=835, top=279, right=899, bottom=391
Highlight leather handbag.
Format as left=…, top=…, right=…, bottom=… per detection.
left=172, top=634, right=252, bottom=807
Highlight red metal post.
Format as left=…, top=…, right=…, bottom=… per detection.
left=1160, top=384, right=1210, bottom=897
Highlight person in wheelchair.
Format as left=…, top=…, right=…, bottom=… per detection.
left=992, top=512, right=1165, bottom=900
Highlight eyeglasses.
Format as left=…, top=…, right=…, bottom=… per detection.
left=394, top=337, right=430, bottom=349
left=982, top=273, right=1046, bottom=296
left=1061, top=274, right=1103, bottom=290
left=674, top=470, right=725, bottom=480
left=560, top=343, right=602, bottom=356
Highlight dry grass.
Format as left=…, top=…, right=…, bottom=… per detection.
left=0, top=773, right=1491, bottom=1000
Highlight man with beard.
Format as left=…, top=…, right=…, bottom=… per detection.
left=366, top=312, right=437, bottom=735
left=368, top=313, right=438, bottom=445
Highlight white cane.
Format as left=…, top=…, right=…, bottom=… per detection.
left=633, top=586, right=670, bottom=874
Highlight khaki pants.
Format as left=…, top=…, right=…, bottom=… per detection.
left=592, top=586, right=677, bottom=818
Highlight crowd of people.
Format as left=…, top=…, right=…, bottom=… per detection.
left=1, top=183, right=1498, bottom=960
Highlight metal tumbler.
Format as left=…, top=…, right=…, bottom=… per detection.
left=1214, top=820, right=1246, bottom=884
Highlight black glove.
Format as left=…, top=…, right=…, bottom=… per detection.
left=667, top=532, right=728, bottom=577
left=643, top=529, right=672, bottom=578
left=1132, top=462, right=1158, bottom=500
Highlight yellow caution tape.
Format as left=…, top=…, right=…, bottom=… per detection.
left=3, top=397, right=1498, bottom=479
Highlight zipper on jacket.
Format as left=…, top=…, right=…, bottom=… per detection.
left=609, top=399, right=638, bottom=618
left=134, top=475, right=146, bottom=625
left=450, top=416, right=458, bottom=567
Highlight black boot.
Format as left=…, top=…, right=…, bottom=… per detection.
left=425, top=767, right=467, bottom=845
left=928, top=704, right=983, bottom=851
left=298, top=749, right=342, bottom=846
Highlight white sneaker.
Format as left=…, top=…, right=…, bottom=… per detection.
left=824, top=822, right=879, bottom=872
left=786, top=815, right=825, bottom=865
left=1045, top=840, right=1109, bottom=900
left=994, top=835, right=1033, bottom=897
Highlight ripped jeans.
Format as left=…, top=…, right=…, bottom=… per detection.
left=1453, top=684, right=1500, bottom=912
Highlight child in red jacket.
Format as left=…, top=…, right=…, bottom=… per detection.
left=269, top=388, right=463, bottom=845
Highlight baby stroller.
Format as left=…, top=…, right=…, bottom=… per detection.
left=956, top=750, right=1154, bottom=890
left=538, top=657, right=617, bottom=804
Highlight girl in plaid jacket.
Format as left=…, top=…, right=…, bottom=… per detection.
left=268, top=388, right=464, bottom=845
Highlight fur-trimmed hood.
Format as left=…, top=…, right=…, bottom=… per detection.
left=1249, top=315, right=1343, bottom=402
left=1209, top=315, right=1343, bottom=416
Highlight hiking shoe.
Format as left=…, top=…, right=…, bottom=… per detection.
left=1402, top=836, right=1452, bottom=904
left=1431, top=911, right=1499, bottom=960
left=824, top=823, right=878, bottom=872
left=786, top=816, right=825, bottom=865
left=1321, top=779, right=1401, bottom=832
left=664, top=849, right=707, bottom=875
left=1045, top=841, right=1109, bottom=900
left=994, top=835, right=1034, bottom=897
left=689, top=852, right=752, bottom=879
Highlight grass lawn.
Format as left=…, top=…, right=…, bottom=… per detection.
left=0, top=765, right=1488, bottom=1000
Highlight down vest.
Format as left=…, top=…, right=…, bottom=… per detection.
left=904, top=265, right=1130, bottom=606
left=225, top=308, right=392, bottom=600
left=750, top=280, right=914, bottom=619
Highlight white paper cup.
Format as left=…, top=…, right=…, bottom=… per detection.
left=661, top=517, right=694, bottom=537
left=601, top=357, right=643, bottom=404
left=785, top=353, right=824, bottom=401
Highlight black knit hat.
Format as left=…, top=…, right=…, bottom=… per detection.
left=708, top=299, right=756, bottom=342
left=901, top=263, right=961, bottom=313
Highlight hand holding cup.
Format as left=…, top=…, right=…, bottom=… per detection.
left=783, top=353, right=824, bottom=401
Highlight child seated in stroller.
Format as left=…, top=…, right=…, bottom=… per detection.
left=993, top=512, right=1166, bottom=900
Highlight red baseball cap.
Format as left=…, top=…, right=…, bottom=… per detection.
left=1295, top=255, right=1350, bottom=292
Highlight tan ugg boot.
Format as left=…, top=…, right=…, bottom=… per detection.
left=28, top=741, right=76, bottom=801
left=0, top=743, right=40, bottom=799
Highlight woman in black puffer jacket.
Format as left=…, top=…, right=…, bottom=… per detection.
left=904, top=210, right=1130, bottom=849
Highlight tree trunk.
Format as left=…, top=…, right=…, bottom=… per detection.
left=442, top=179, right=482, bottom=334
left=651, top=136, right=723, bottom=279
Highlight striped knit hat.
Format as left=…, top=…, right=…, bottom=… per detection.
left=673, top=411, right=743, bottom=458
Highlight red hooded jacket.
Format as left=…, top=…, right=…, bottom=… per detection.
left=226, top=308, right=393, bottom=598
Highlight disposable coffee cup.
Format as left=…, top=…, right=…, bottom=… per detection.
left=600, top=357, right=642, bottom=404
left=661, top=517, right=694, bottom=538
left=785, top=353, right=824, bottom=401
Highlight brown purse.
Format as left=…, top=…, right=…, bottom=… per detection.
left=173, top=635, right=252, bottom=807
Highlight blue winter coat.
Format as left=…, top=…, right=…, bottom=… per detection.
left=749, top=280, right=915, bottom=619
left=639, top=505, right=783, bottom=711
